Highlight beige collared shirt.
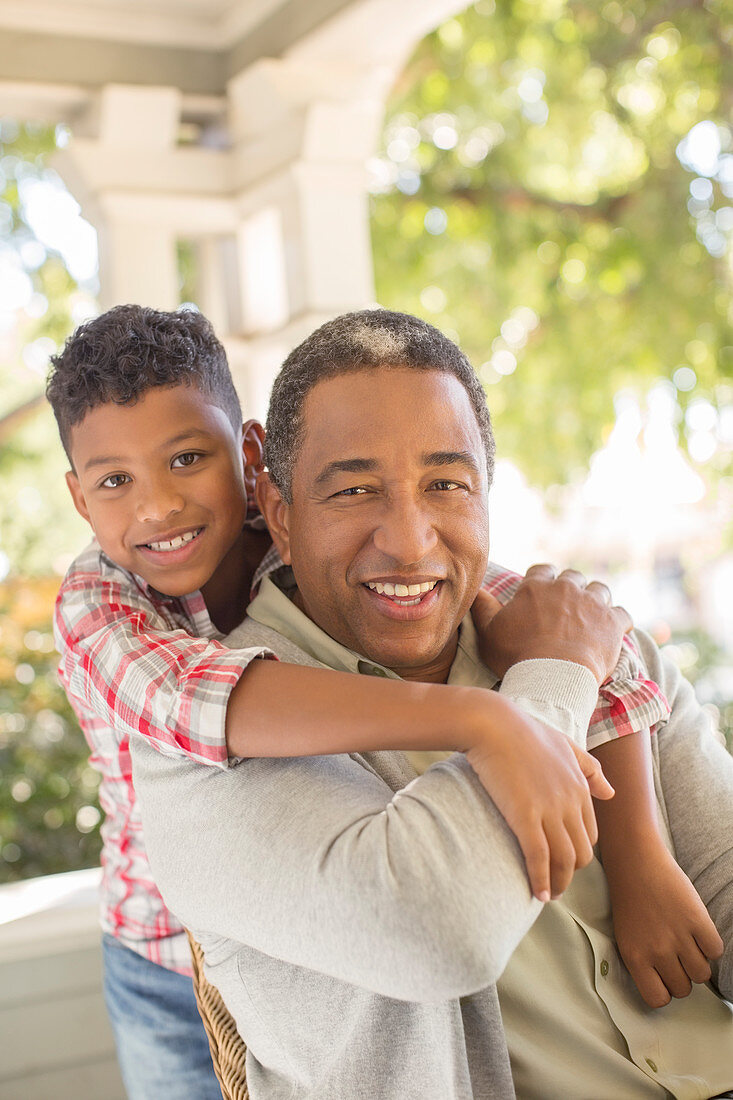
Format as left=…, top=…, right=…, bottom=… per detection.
left=250, top=573, right=733, bottom=1099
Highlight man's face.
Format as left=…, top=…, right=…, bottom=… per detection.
left=265, top=367, right=490, bottom=682
left=66, top=384, right=251, bottom=598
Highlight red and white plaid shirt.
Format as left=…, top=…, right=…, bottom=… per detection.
left=55, top=547, right=670, bottom=975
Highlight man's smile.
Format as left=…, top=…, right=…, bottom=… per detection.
left=362, top=577, right=444, bottom=619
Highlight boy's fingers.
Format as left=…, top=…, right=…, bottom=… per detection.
left=570, top=743, right=615, bottom=801
left=471, top=588, right=502, bottom=634
left=567, top=810, right=594, bottom=869
left=544, top=822, right=577, bottom=898
left=519, top=829, right=551, bottom=903
left=631, top=966, right=672, bottom=1009
left=580, top=787, right=599, bottom=848
left=655, top=958, right=692, bottom=1000
left=679, top=945, right=713, bottom=985
left=695, top=920, right=724, bottom=960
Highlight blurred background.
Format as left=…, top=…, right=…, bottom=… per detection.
left=1, top=0, right=731, bottom=891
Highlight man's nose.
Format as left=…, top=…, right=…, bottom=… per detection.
left=135, top=476, right=185, bottom=524
left=372, top=498, right=438, bottom=565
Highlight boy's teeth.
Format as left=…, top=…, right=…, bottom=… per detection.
left=147, top=529, right=201, bottom=552
left=367, top=580, right=437, bottom=598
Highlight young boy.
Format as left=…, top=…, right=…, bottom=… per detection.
left=46, top=305, right=714, bottom=1098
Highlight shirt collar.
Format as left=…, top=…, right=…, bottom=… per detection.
left=248, top=566, right=496, bottom=689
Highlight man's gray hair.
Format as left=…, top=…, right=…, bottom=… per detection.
left=264, top=308, right=495, bottom=502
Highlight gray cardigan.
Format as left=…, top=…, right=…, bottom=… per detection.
left=132, top=607, right=600, bottom=1100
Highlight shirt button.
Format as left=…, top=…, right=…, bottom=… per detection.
left=645, top=1059, right=658, bottom=1074
left=600, top=959, right=609, bottom=977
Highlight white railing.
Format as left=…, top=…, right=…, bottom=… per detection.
left=0, top=868, right=124, bottom=1099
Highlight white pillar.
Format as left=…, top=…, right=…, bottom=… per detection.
left=47, top=0, right=474, bottom=410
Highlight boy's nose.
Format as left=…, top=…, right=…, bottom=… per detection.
left=135, top=480, right=185, bottom=523
left=372, top=499, right=438, bottom=565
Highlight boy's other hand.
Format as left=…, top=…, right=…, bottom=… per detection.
left=472, top=564, right=633, bottom=685
left=607, top=841, right=724, bottom=1008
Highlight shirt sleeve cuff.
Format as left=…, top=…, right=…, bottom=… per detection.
left=498, top=659, right=599, bottom=748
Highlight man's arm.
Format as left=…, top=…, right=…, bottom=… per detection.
left=132, top=657, right=599, bottom=1003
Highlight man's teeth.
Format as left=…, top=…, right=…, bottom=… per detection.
left=366, top=580, right=438, bottom=598
left=146, top=529, right=201, bottom=552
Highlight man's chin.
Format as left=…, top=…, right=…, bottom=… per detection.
left=361, top=638, right=458, bottom=683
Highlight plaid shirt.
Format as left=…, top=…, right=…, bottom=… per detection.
left=54, top=536, right=281, bottom=974
left=55, top=546, right=669, bottom=975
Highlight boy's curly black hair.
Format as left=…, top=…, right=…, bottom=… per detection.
left=46, top=304, right=242, bottom=464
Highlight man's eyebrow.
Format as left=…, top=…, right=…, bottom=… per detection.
left=313, top=458, right=378, bottom=486
left=83, top=430, right=214, bottom=472
left=423, top=450, right=481, bottom=474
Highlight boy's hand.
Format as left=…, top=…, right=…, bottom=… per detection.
left=608, top=842, right=724, bottom=1008
left=465, top=694, right=614, bottom=902
left=472, top=564, right=632, bottom=685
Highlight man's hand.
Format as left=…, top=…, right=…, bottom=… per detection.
left=472, top=563, right=633, bottom=685
left=465, top=693, right=614, bottom=902
left=606, top=840, right=724, bottom=1008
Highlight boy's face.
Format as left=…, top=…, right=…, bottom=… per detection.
left=66, top=384, right=256, bottom=598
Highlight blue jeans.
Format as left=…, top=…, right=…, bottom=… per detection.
left=102, top=934, right=222, bottom=1100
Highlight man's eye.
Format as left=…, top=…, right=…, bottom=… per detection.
left=431, top=480, right=462, bottom=491
left=101, top=473, right=130, bottom=489
left=333, top=486, right=368, bottom=497
left=172, top=452, right=201, bottom=469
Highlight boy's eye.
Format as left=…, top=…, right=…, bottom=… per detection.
left=171, top=452, right=201, bottom=469
left=101, top=473, right=130, bottom=489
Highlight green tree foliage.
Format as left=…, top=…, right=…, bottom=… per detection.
left=0, top=120, right=90, bottom=577
left=1, top=122, right=98, bottom=882
left=0, top=575, right=101, bottom=884
left=371, top=0, right=733, bottom=486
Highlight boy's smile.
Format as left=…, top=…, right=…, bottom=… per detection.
left=66, top=384, right=254, bottom=603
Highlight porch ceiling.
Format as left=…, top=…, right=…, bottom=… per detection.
left=0, top=0, right=358, bottom=95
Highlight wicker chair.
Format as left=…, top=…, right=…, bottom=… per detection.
left=187, top=930, right=249, bottom=1100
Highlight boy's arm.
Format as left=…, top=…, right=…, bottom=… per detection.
left=133, top=656, right=601, bottom=1002
left=58, top=550, right=613, bottom=900
left=55, top=558, right=267, bottom=768
left=593, top=730, right=723, bottom=1008
left=230, top=655, right=612, bottom=903
left=472, top=566, right=722, bottom=1005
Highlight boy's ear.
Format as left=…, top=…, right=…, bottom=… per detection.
left=255, top=471, right=292, bottom=565
left=65, top=470, right=91, bottom=526
left=241, top=420, right=265, bottom=505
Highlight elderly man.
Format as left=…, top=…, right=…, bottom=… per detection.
left=132, top=310, right=733, bottom=1099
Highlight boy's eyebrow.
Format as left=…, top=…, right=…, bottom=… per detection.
left=82, top=429, right=216, bottom=472
left=313, top=458, right=378, bottom=487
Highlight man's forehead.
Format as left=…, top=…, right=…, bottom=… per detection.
left=292, top=368, right=485, bottom=486
left=303, top=367, right=480, bottom=437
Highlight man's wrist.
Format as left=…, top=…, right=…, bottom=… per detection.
left=499, top=659, right=598, bottom=747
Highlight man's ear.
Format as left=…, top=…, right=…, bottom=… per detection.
left=65, top=470, right=92, bottom=526
left=241, top=420, right=265, bottom=506
left=255, top=471, right=292, bottom=565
